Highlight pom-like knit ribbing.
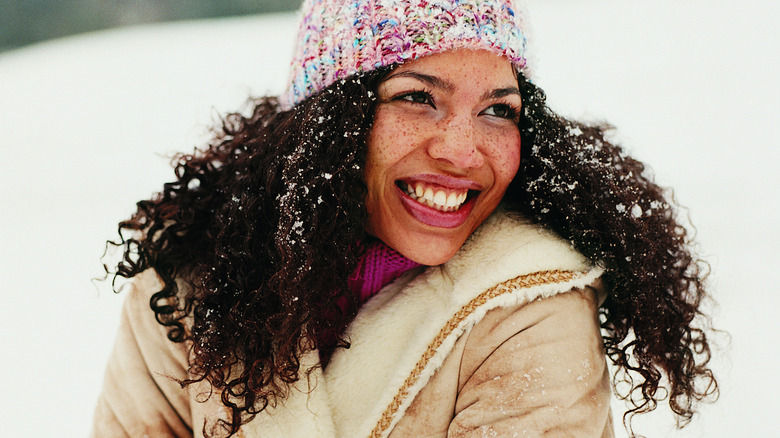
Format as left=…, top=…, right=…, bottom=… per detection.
left=319, top=239, right=421, bottom=364
left=349, top=239, right=422, bottom=302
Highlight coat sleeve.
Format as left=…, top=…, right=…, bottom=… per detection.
left=449, top=285, right=614, bottom=437
left=90, top=270, right=194, bottom=438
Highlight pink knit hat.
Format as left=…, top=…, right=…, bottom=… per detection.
left=281, top=0, right=530, bottom=109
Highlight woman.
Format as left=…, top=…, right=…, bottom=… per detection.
left=92, top=0, right=717, bottom=437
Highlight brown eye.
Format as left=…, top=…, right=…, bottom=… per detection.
left=482, top=104, right=519, bottom=120
left=398, top=91, right=434, bottom=106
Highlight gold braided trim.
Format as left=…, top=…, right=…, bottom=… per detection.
left=368, top=269, right=582, bottom=438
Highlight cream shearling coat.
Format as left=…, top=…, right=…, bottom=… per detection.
left=91, top=211, right=614, bottom=437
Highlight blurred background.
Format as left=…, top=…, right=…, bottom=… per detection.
left=1, top=0, right=778, bottom=437
left=1, top=0, right=302, bottom=52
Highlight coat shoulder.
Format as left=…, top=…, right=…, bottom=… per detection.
left=391, top=281, right=614, bottom=437
left=90, top=269, right=195, bottom=437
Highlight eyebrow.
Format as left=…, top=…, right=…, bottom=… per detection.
left=384, top=71, right=521, bottom=100
left=482, top=87, right=522, bottom=101
left=384, top=71, right=456, bottom=92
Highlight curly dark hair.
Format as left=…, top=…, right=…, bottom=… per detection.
left=107, top=68, right=717, bottom=437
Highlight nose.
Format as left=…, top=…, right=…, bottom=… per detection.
left=426, top=113, right=485, bottom=169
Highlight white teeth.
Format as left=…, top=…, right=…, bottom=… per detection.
left=405, top=183, right=417, bottom=199
left=433, top=191, right=446, bottom=207
left=423, top=188, right=434, bottom=207
left=445, top=192, right=458, bottom=209
left=403, top=181, right=469, bottom=212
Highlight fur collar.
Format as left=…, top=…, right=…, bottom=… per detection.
left=241, top=210, right=601, bottom=437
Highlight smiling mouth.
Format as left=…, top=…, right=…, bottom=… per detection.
left=396, top=180, right=477, bottom=213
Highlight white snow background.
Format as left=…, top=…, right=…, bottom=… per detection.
left=1, top=0, right=778, bottom=436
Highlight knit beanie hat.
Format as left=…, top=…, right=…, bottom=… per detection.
left=282, top=0, right=530, bottom=109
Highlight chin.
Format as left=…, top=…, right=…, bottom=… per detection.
left=408, top=250, right=456, bottom=267
left=389, top=234, right=466, bottom=266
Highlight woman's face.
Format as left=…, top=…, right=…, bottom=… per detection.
left=364, top=50, right=522, bottom=265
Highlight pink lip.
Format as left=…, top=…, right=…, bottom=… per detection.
left=395, top=184, right=477, bottom=229
left=400, top=174, right=483, bottom=191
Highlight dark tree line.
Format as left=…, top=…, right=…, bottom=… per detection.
left=0, top=0, right=301, bottom=52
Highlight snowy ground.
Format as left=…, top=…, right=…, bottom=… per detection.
left=0, top=0, right=778, bottom=436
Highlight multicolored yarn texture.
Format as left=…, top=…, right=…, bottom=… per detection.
left=282, top=0, right=530, bottom=108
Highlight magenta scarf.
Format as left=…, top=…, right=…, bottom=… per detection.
left=348, top=239, right=422, bottom=304
left=318, top=239, right=421, bottom=364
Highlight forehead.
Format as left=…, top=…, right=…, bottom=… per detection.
left=390, top=50, right=517, bottom=81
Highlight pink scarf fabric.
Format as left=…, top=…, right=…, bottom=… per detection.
left=348, top=239, right=422, bottom=304
left=318, top=239, right=422, bottom=365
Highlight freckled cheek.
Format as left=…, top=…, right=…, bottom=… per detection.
left=368, top=116, right=425, bottom=167
left=487, top=134, right=522, bottom=182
